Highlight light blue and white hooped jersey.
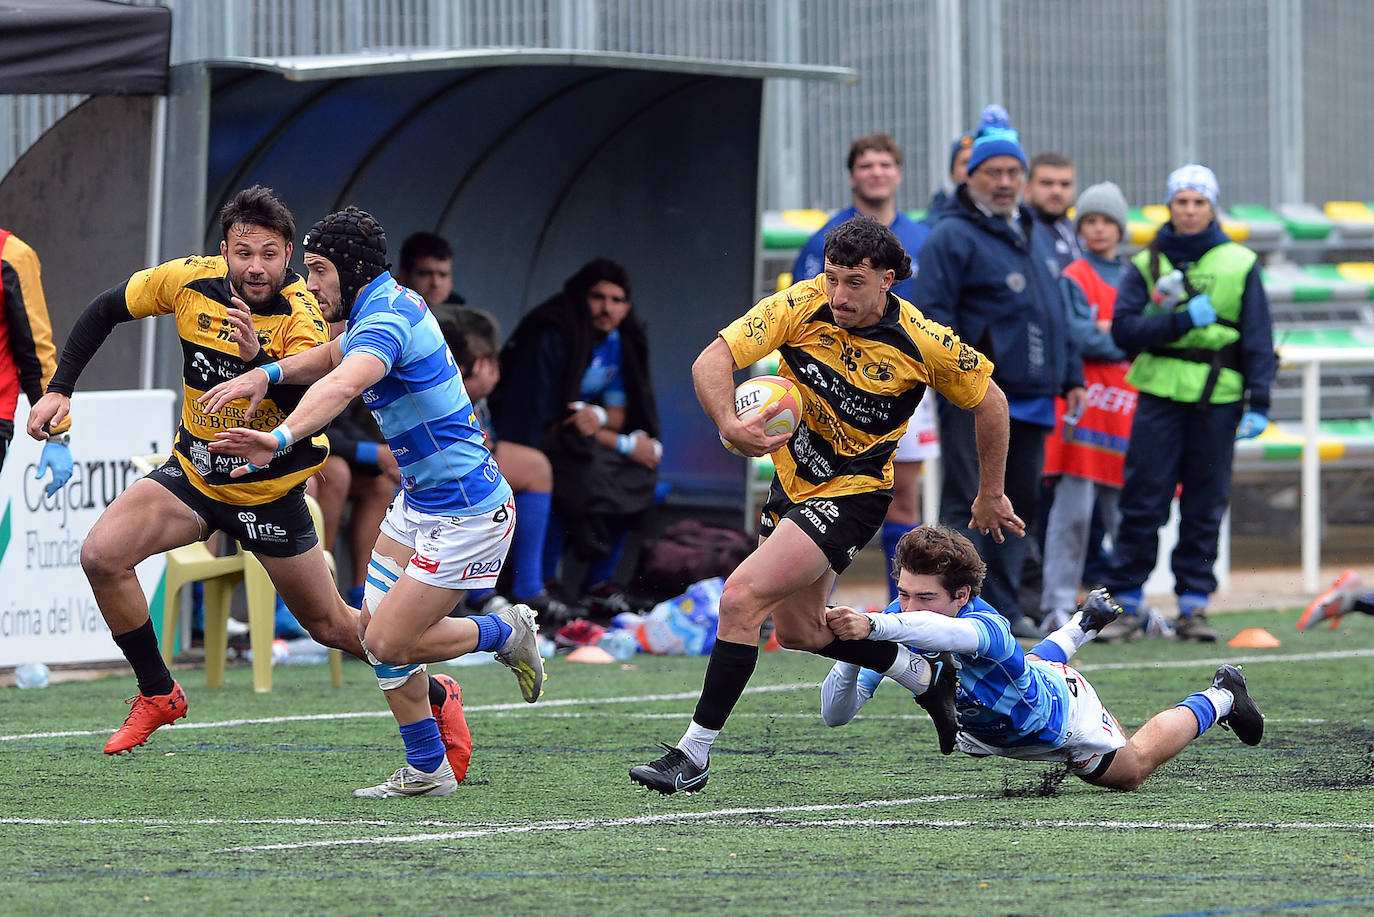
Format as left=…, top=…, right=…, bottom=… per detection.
left=860, top=596, right=1069, bottom=749
left=341, top=271, right=511, bottom=515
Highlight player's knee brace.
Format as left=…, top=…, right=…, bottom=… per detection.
left=360, top=551, right=426, bottom=691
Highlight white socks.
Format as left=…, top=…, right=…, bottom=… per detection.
left=883, top=645, right=932, bottom=695
left=677, top=722, right=719, bottom=767
left=1202, top=685, right=1234, bottom=720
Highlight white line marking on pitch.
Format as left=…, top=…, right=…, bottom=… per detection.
left=211, top=801, right=1374, bottom=854
left=2, top=647, right=1366, bottom=743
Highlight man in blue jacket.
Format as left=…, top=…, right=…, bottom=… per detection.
left=792, top=133, right=928, bottom=301
left=913, top=105, right=1084, bottom=637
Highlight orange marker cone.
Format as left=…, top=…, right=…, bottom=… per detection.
left=1228, top=627, right=1281, bottom=648
left=566, top=645, right=616, bottom=663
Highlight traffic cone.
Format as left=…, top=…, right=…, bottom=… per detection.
left=1228, top=627, right=1281, bottom=648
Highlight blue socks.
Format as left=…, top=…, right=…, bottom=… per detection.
left=473, top=612, right=513, bottom=652
left=273, top=596, right=307, bottom=639
left=511, top=491, right=552, bottom=599
left=1178, top=693, right=1216, bottom=735
left=881, top=522, right=913, bottom=602
left=583, top=529, right=630, bottom=589
left=1113, top=587, right=1143, bottom=618
left=1179, top=591, right=1209, bottom=618
left=398, top=718, right=446, bottom=773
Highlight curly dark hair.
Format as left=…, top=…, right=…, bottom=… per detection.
left=892, top=525, right=986, bottom=599
left=822, top=216, right=913, bottom=281
left=219, top=185, right=295, bottom=246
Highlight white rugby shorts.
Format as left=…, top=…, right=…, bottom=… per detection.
left=893, top=391, right=940, bottom=462
left=954, top=661, right=1126, bottom=776
left=379, top=491, right=516, bottom=591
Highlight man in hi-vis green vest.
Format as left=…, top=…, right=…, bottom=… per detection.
left=1102, top=164, right=1275, bottom=643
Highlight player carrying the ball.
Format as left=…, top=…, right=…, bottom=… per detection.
left=631, top=215, right=1023, bottom=794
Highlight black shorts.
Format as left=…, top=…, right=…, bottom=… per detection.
left=758, top=476, right=891, bottom=573
left=146, top=458, right=318, bottom=558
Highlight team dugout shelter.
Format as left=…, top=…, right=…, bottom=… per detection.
left=0, top=18, right=854, bottom=510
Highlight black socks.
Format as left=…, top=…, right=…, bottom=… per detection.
left=112, top=619, right=175, bottom=697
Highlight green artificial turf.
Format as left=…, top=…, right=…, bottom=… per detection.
left=1, top=607, right=1371, bottom=916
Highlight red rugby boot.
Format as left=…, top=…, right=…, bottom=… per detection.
left=104, top=682, right=188, bottom=754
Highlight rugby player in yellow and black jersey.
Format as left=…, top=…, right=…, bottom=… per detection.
left=631, top=216, right=1025, bottom=795
left=25, top=186, right=373, bottom=756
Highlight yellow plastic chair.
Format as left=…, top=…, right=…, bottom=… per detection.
left=136, top=454, right=344, bottom=692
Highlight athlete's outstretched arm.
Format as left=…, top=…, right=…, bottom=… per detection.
left=968, top=379, right=1024, bottom=542
left=826, top=605, right=980, bottom=654
left=209, top=351, right=386, bottom=474
left=199, top=336, right=342, bottom=418
left=27, top=284, right=133, bottom=438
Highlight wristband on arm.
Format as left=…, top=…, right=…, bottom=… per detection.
left=270, top=425, right=295, bottom=454
left=260, top=362, right=284, bottom=384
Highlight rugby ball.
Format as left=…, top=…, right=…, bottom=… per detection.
left=719, top=374, right=802, bottom=456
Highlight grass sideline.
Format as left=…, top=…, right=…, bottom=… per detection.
left=1, top=607, right=1372, bottom=916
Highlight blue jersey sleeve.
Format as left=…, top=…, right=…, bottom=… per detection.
left=345, top=311, right=411, bottom=372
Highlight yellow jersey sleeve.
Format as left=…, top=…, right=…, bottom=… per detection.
left=719, top=274, right=828, bottom=369
left=906, top=310, right=994, bottom=410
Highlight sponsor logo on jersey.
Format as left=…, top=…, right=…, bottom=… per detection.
left=190, top=439, right=212, bottom=476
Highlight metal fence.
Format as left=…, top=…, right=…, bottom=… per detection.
left=4, top=0, right=1372, bottom=212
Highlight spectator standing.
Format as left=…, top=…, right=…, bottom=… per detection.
left=913, top=104, right=1085, bottom=637
left=1024, top=152, right=1082, bottom=272
left=0, top=227, right=72, bottom=494
left=1038, top=182, right=1137, bottom=633
left=488, top=258, right=662, bottom=606
left=792, top=132, right=940, bottom=603
left=792, top=133, right=928, bottom=302
left=924, top=131, right=974, bottom=225
left=1104, top=164, right=1276, bottom=642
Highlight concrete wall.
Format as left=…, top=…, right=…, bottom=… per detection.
left=0, top=95, right=154, bottom=394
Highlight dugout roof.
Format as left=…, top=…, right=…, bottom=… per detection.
left=0, top=0, right=170, bottom=95
left=170, top=49, right=853, bottom=505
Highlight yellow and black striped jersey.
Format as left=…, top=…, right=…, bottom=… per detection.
left=125, top=255, right=331, bottom=505
left=720, top=273, right=993, bottom=501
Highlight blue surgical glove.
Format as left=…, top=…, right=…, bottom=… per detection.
left=35, top=440, right=73, bottom=498
left=1236, top=411, right=1268, bottom=440
left=1185, top=294, right=1217, bottom=328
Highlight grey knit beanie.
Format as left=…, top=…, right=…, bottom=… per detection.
left=1074, top=181, right=1129, bottom=237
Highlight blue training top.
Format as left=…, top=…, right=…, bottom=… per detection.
left=858, top=596, right=1069, bottom=748
left=341, top=271, right=511, bottom=515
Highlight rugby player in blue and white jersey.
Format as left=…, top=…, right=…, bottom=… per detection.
left=200, top=207, right=544, bottom=799
left=823, top=525, right=1264, bottom=790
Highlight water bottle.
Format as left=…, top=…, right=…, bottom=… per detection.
left=597, top=629, right=640, bottom=661
left=281, top=637, right=331, bottom=665
left=1152, top=269, right=1186, bottom=309
left=14, top=663, right=50, bottom=689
